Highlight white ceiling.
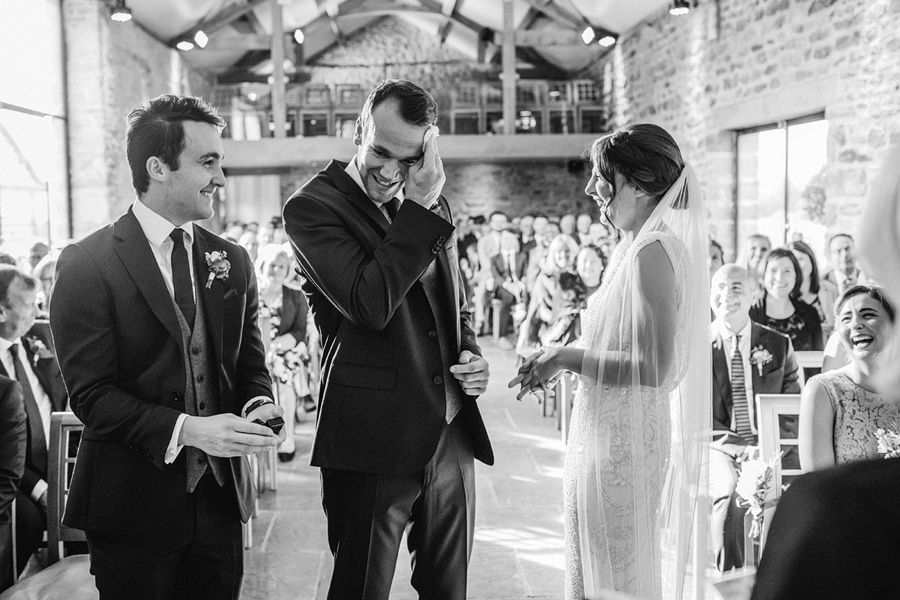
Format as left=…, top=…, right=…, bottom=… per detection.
left=124, top=0, right=672, bottom=79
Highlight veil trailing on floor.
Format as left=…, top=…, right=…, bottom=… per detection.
left=574, top=163, right=711, bottom=599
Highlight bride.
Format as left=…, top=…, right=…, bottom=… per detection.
left=510, top=124, right=711, bottom=599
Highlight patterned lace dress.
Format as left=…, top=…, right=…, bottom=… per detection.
left=564, top=231, right=687, bottom=600
left=813, top=371, right=900, bottom=463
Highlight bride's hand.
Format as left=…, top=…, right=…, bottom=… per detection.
left=508, top=347, right=563, bottom=401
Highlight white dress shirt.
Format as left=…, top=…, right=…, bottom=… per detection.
left=0, top=336, right=52, bottom=500
left=345, top=157, right=405, bottom=222
left=714, top=319, right=757, bottom=435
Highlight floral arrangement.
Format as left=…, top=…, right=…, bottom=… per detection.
left=735, top=452, right=782, bottom=542
left=874, top=418, right=900, bottom=458
left=205, top=251, right=231, bottom=289
left=26, top=336, right=54, bottom=367
left=259, top=299, right=309, bottom=385
left=748, top=345, right=774, bottom=376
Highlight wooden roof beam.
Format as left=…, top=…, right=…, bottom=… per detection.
left=166, top=0, right=271, bottom=46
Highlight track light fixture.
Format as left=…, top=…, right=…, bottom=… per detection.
left=581, top=26, right=595, bottom=45
left=193, top=30, right=208, bottom=49
left=176, top=39, right=195, bottom=51
left=293, top=29, right=305, bottom=44
left=597, top=34, right=617, bottom=48
left=109, top=0, right=132, bottom=22
left=669, top=0, right=691, bottom=16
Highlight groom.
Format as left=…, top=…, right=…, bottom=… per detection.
left=50, top=94, right=284, bottom=599
left=284, top=79, right=493, bottom=599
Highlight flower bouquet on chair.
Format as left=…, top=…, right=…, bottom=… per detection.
left=874, top=417, right=900, bottom=458
left=735, top=452, right=782, bottom=566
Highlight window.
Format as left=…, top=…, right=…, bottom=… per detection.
left=452, top=112, right=480, bottom=135
left=335, top=85, right=364, bottom=106
left=333, top=113, right=357, bottom=139
left=516, top=83, right=540, bottom=105
left=736, top=114, right=829, bottom=261
left=574, top=81, right=599, bottom=103
left=549, top=109, right=575, bottom=134
left=579, top=108, right=607, bottom=134
left=547, top=82, right=569, bottom=104
left=303, top=85, right=331, bottom=107
left=301, top=113, right=328, bottom=137
left=515, top=110, right=541, bottom=134
left=454, top=84, right=478, bottom=107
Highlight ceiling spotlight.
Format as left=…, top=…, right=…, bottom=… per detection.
left=581, top=26, right=595, bottom=45
left=669, top=0, right=691, bottom=16
left=193, top=30, right=208, bottom=49
left=597, top=34, right=616, bottom=48
left=293, top=29, right=305, bottom=44
left=109, top=0, right=132, bottom=22
left=176, top=39, right=195, bottom=51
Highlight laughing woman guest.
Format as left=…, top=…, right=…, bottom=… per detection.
left=799, top=285, right=899, bottom=471
left=749, top=248, right=823, bottom=351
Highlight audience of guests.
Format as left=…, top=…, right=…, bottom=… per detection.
left=788, top=239, right=838, bottom=338
left=749, top=248, right=824, bottom=351
left=799, top=285, right=898, bottom=470
left=255, top=244, right=314, bottom=462
left=490, top=229, right=528, bottom=346
left=26, top=243, right=49, bottom=274
left=708, top=264, right=800, bottom=571
left=0, top=266, right=68, bottom=576
left=518, top=214, right=537, bottom=256
left=31, top=253, right=57, bottom=316
left=822, top=233, right=867, bottom=295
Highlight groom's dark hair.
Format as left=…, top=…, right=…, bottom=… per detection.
left=590, top=123, right=685, bottom=204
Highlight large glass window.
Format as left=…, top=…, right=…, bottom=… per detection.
left=0, top=0, right=69, bottom=257
left=736, top=115, right=829, bottom=260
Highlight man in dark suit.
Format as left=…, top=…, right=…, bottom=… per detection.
left=751, top=457, right=900, bottom=599
left=50, top=94, right=284, bottom=600
left=709, top=264, right=800, bottom=571
left=822, top=233, right=867, bottom=296
left=0, top=374, right=25, bottom=590
left=283, top=79, right=492, bottom=600
left=0, top=267, right=68, bottom=573
left=490, top=228, right=528, bottom=343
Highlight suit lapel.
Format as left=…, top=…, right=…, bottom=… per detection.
left=193, top=226, right=225, bottom=367
left=113, top=210, right=183, bottom=345
left=325, top=160, right=391, bottom=234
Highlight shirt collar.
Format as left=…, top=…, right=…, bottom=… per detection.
left=132, top=199, right=194, bottom=248
left=714, top=318, right=751, bottom=343
left=0, top=336, right=18, bottom=354
left=345, top=157, right=405, bottom=207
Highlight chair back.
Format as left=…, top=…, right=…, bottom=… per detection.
left=754, top=393, right=802, bottom=554
left=47, top=412, right=86, bottom=565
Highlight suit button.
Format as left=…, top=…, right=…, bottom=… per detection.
left=197, top=374, right=204, bottom=383
left=199, top=403, right=205, bottom=410
left=436, top=235, right=446, bottom=246
left=428, top=330, right=437, bottom=339
left=433, top=376, right=443, bottom=385
left=191, top=347, right=200, bottom=356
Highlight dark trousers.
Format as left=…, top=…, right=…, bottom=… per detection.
left=710, top=443, right=747, bottom=571
left=493, top=287, right=516, bottom=336
left=85, top=474, right=243, bottom=600
left=13, top=490, right=44, bottom=575
left=322, top=417, right=476, bottom=600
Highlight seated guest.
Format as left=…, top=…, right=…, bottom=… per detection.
left=540, top=271, right=586, bottom=348
left=516, top=234, right=578, bottom=357
left=749, top=248, right=824, bottom=351
left=490, top=229, right=527, bottom=345
left=709, top=264, right=800, bottom=571
left=575, top=245, right=603, bottom=298
left=32, top=253, right=57, bottom=315
left=0, top=266, right=68, bottom=575
left=737, top=233, right=771, bottom=283
left=518, top=213, right=537, bottom=256
left=0, top=375, right=26, bottom=590
left=575, top=212, right=593, bottom=246
left=26, top=242, right=49, bottom=274
left=559, top=214, right=578, bottom=245
left=709, top=238, right=725, bottom=283
left=256, top=244, right=312, bottom=462
left=822, top=233, right=867, bottom=296
left=788, top=239, right=839, bottom=338
left=799, top=285, right=899, bottom=470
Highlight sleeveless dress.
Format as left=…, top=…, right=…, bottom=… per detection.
left=812, top=371, right=900, bottom=463
left=564, top=231, right=688, bottom=599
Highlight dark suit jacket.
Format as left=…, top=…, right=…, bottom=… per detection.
left=490, top=253, right=527, bottom=287
left=751, top=458, right=900, bottom=600
left=50, top=209, right=271, bottom=536
left=0, top=321, right=67, bottom=497
left=0, top=375, right=25, bottom=524
left=284, top=160, right=493, bottom=474
left=712, top=322, right=801, bottom=446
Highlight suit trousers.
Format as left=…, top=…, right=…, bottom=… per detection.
left=710, top=442, right=749, bottom=571
left=85, top=473, right=243, bottom=600
left=321, top=416, right=476, bottom=600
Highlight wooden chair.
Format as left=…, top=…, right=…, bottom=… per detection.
left=794, top=350, right=823, bottom=385
left=751, top=393, right=803, bottom=560
left=0, top=411, right=97, bottom=600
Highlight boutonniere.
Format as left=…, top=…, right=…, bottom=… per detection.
left=26, top=336, right=54, bottom=367
left=204, top=251, right=231, bottom=289
left=749, top=345, right=774, bottom=376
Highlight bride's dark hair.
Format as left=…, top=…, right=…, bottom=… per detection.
left=590, top=124, right=685, bottom=204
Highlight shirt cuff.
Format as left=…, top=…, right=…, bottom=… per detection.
left=165, top=413, right=190, bottom=464
left=242, top=396, right=275, bottom=418
left=30, top=480, right=48, bottom=503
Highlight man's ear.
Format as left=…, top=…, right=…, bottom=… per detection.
left=353, top=119, right=363, bottom=147
left=146, top=156, right=167, bottom=184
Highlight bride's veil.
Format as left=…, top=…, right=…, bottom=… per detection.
left=575, top=162, right=711, bottom=599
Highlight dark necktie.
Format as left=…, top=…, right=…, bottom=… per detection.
left=11, top=343, right=48, bottom=474
left=730, top=334, right=756, bottom=444
left=170, top=229, right=195, bottom=329
left=385, top=198, right=400, bottom=221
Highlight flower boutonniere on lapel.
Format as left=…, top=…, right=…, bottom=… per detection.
left=205, top=251, right=231, bottom=289
left=749, top=345, right=774, bottom=376
left=26, top=337, right=54, bottom=367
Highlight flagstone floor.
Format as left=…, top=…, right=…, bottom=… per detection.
left=241, top=338, right=567, bottom=599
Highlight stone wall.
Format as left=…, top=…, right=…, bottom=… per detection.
left=64, top=0, right=214, bottom=238
left=582, top=0, right=900, bottom=259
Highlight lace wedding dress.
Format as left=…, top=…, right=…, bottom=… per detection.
left=563, top=166, right=711, bottom=600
